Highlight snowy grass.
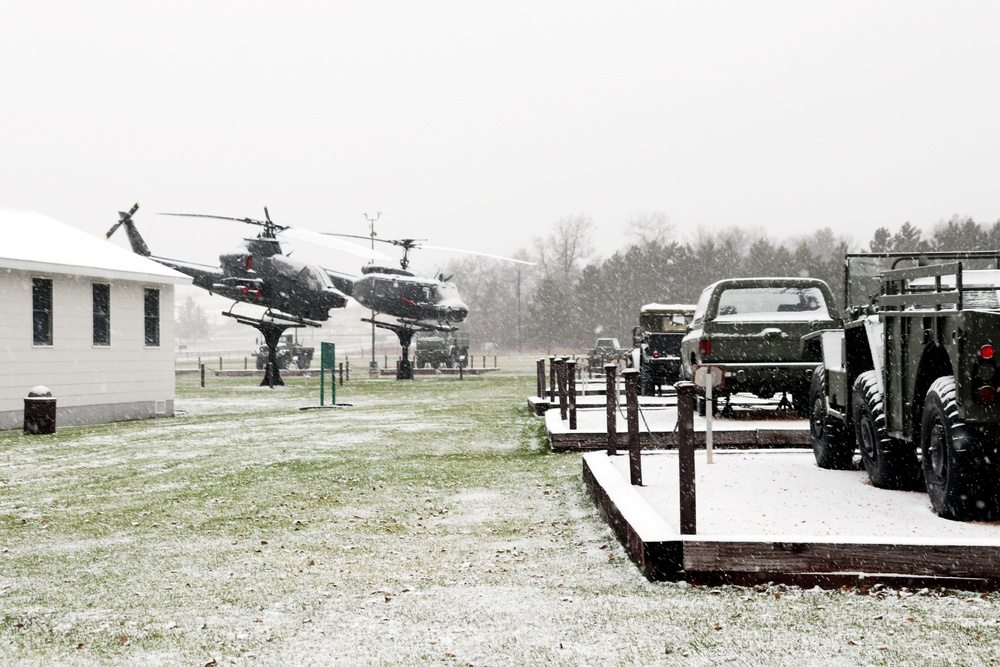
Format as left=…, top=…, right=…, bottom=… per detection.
left=1, top=372, right=999, bottom=665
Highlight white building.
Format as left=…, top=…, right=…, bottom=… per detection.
left=0, top=208, right=190, bottom=430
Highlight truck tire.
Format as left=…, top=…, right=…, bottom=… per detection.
left=255, top=356, right=264, bottom=371
left=853, top=371, right=922, bottom=490
left=639, top=366, right=653, bottom=396
left=809, top=364, right=853, bottom=470
left=921, top=376, right=996, bottom=521
left=417, top=359, right=426, bottom=369
left=446, top=350, right=456, bottom=369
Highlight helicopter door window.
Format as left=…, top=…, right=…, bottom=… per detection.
left=374, top=280, right=388, bottom=298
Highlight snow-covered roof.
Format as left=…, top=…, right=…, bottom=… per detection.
left=0, top=208, right=190, bottom=284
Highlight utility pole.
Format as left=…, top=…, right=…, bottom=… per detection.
left=364, top=212, right=381, bottom=377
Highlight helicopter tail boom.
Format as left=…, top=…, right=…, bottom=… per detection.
left=105, top=202, right=151, bottom=257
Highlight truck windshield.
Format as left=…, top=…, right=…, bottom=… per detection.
left=715, top=287, right=831, bottom=320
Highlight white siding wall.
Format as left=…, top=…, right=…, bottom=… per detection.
left=0, top=268, right=176, bottom=428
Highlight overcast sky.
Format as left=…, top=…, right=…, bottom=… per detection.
left=4, top=1, right=1000, bottom=275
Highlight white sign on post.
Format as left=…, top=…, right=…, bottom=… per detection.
left=692, top=364, right=725, bottom=464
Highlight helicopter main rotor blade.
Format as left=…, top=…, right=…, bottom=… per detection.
left=279, top=227, right=393, bottom=262
left=420, top=243, right=537, bottom=266
left=158, top=212, right=270, bottom=228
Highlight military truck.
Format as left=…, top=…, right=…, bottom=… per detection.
left=253, top=334, right=314, bottom=370
left=629, top=303, right=696, bottom=395
left=415, top=331, right=470, bottom=369
left=807, top=251, right=1000, bottom=521
left=588, top=338, right=624, bottom=372
left=681, top=278, right=839, bottom=412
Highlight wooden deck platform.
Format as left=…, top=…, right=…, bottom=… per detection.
left=584, top=451, right=1000, bottom=590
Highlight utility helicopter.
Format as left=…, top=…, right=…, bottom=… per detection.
left=106, top=203, right=389, bottom=385
left=323, top=234, right=534, bottom=379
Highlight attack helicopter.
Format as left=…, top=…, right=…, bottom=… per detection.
left=105, top=203, right=388, bottom=385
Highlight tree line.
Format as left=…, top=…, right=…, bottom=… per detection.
left=448, top=213, right=1000, bottom=353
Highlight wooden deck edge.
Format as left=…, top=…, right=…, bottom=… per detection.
left=582, top=455, right=683, bottom=581
left=554, top=429, right=809, bottom=452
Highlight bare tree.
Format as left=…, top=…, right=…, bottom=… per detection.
left=624, top=211, right=674, bottom=246
left=532, top=213, right=596, bottom=279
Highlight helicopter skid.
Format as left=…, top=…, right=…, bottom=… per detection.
left=223, top=303, right=322, bottom=328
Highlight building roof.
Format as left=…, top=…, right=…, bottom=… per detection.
left=0, top=208, right=190, bottom=284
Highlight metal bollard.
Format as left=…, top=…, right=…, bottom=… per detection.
left=567, top=359, right=577, bottom=430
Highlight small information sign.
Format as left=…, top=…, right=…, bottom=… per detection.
left=693, top=364, right=725, bottom=389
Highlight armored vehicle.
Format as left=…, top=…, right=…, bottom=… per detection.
left=681, top=278, right=839, bottom=411
left=629, top=303, right=695, bottom=395
left=807, top=251, right=1000, bottom=521
left=253, top=334, right=314, bottom=370
left=414, top=331, right=470, bottom=369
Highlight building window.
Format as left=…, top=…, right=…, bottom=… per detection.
left=32, top=278, right=53, bottom=346
left=93, top=283, right=111, bottom=346
left=144, top=288, right=160, bottom=346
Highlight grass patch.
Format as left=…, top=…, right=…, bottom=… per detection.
left=0, top=372, right=998, bottom=665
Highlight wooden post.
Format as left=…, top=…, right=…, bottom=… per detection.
left=494, top=355, right=497, bottom=368
left=605, top=363, right=618, bottom=455
left=676, top=381, right=697, bottom=535
left=556, top=357, right=568, bottom=421
left=339, top=362, right=344, bottom=386
left=567, top=359, right=577, bottom=430
left=548, top=356, right=557, bottom=402
left=200, top=363, right=205, bottom=388
left=346, top=359, right=350, bottom=382
left=459, top=361, right=464, bottom=380
left=219, top=356, right=223, bottom=371
left=244, top=356, right=248, bottom=370
left=536, top=358, right=546, bottom=399
left=623, top=368, right=641, bottom=486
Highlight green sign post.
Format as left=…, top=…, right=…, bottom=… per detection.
left=320, top=342, right=336, bottom=406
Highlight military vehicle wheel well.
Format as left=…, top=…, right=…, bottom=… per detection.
left=911, top=345, right=953, bottom=436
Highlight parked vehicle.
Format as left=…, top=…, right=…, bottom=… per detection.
left=253, top=334, right=314, bottom=370
left=629, top=303, right=696, bottom=395
left=588, top=337, right=624, bottom=372
left=806, top=251, right=1000, bottom=521
left=681, top=277, right=839, bottom=412
left=415, top=331, right=470, bottom=369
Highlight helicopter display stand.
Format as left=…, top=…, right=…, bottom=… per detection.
left=224, top=309, right=318, bottom=387
left=364, top=318, right=448, bottom=381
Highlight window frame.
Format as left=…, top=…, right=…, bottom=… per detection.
left=92, top=282, right=111, bottom=346
left=32, top=277, right=53, bottom=346
left=144, top=288, right=160, bottom=347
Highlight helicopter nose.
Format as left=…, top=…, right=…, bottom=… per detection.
left=444, top=302, right=469, bottom=322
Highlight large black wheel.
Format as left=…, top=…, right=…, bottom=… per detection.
left=255, top=356, right=264, bottom=371
left=809, top=364, right=854, bottom=470
left=853, top=371, right=922, bottom=490
left=639, top=366, right=653, bottom=396
left=921, top=376, right=997, bottom=521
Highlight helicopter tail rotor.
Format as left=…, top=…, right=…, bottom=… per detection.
left=105, top=202, right=140, bottom=240
left=106, top=202, right=151, bottom=256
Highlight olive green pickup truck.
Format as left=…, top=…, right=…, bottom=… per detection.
left=680, top=277, right=839, bottom=411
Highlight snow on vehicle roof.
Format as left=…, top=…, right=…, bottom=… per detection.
left=639, top=303, right=696, bottom=313
left=0, top=207, right=190, bottom=283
